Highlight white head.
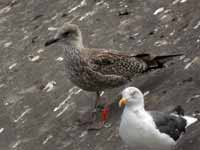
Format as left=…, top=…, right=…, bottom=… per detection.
left=45, top=23, right=83, bottom=49
left=119, top=87, right=144, bottom=110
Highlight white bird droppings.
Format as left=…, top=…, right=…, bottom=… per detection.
left=74, top=89, right=82, bottom=95
left=8, top=63, right=17, bottom=70
left=37, top=48, right=45, bottom=53
left=53, top=87, right=82, bottom=117
left=192, top=111, right=200, bottom=117
left=164, top=9, right=171, bottom=14
left=56, top=57, right=64, bottom=61
left=51, top=14, right=58, bottom=21
left=79, top=131, right=88, bottom=138
left=193, top=21, right=200, bottom=29
left=183, top=58, right=191, bottom=63
left=4, top=42, right=12, bottom=48
left=43, top=81, right=56, bottom=92
left=79, top=11, right=95, bottom=21
left=96, top=0, right=104, bottom=6
left=172, top=0, right=180, bottom=5
left=14, top=108, right=32, bottom=123
left=180, top=0, right=187, bottom=3
left=48, top=27, right=57, bottom=31
left=179, top=55, right=186, bottom=60
left=96, top=132, right=101, bottom=136
left=192, top=95, right=200, bottom=99
left=0, top=84, right=5, bottom=88
left=12, top=140, right=21, bottom=148
left=28, top=55, right=40, bottom=62
left=144, top=91, right=150, bottom=97
left=169, top=30, right=175, bottom=36
left=100, top=91, right=104, bottom=96
left=153, top=7, right=164, bottom=15
left=184, top=57, right=199, bottom=70
left=56, top=102, right=74, bottom=118
left=68, top=0, right=87, bottom=13
left=0, top=6, right=11, bottom=14
left=186, top=95, right=200, bottom=103
left=54, top=96, right=71, bottom=112
left=43, top=134, right=53, bottom=144
left=0, top=128, right=4, bottom=134
left=154, top=40, right=168, bottom=47
left=23, top=35, right=29, bottom=40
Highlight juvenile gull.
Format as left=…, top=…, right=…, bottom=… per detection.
left=119, top=87, right=197, bottom=150
left=45, top=22, right=181, bottom=128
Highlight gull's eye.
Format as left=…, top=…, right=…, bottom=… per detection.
left=62, top=31, right=69, bottom=37
left=130, top=91, right=137, bottom=97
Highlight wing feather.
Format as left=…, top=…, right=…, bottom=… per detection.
left=82, top=48, right=148, bottom=78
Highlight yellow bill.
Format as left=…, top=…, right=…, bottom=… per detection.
left=119, top=98, right=128, bottom=107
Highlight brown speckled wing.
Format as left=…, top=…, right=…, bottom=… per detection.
left=86, top=50, right=148, bottom=79
left=83, top=66, right=128, bottom=90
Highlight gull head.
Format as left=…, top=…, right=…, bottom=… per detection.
left=119, top=87, right=144, bottom=108
left=45, top=23, right=83, bottom=49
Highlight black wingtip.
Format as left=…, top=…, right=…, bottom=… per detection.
left=156, top=53, right=184, bottom=58
left=172, top=105, right=185, bottom=116
left=44, top=38, right=59, bottom=47
left=154, top=54, right=183, bottom=63
left=147, top=53, right=183, bottom=69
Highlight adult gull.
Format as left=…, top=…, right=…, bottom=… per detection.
left=119, top=87, right=197, bottom=150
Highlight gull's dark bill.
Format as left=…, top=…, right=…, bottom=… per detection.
left=44, top=38, right=59, bottom=47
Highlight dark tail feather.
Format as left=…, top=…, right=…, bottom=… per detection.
left=138, top=54, right=183, bottom=69
left=154, top=54, right=183, bottom=64
left=171, top=105, right=185, bottom=116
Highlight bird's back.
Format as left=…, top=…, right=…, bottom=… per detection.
left=149, top=111, right=187, bottom=141
left=83, top=48, right=148, bottom=79
left=63, top=46, right=128, bottom=91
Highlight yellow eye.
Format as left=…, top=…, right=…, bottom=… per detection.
left=130, top=91, right=137, bottom=97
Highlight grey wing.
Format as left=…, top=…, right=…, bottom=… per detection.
left=149, top=111, right=187, bottom=141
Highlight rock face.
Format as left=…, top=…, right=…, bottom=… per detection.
left=0, top=0, right=200, bottom=150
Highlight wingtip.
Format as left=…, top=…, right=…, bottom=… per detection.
left=172, top=105, right=185, bottom=116
left=154, top=53, right=184, bottom=60
left=152, top=53, right=184, bottom=66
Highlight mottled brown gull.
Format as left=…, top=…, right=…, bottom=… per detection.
left=45, top=22, right=181, bottom=129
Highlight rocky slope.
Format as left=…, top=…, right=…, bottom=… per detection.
left=0, top=0, right=200, bottom=150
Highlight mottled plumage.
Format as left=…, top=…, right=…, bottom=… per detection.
left=45, top=22, right=181, bottom=93
left=63, top=45, right=127, bottom=91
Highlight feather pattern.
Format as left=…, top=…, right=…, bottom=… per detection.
left=45, top=22, right=182, bottom=93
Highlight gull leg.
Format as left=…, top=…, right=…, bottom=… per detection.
left=94, top=91, right=101, bottom=108
left=78, top=91, right=110, bottom=130
left=77, top=91, right=101, bottom=126
left=87, top=92, right=110, bottom=130
left=86, top=91, right=101, bottom=124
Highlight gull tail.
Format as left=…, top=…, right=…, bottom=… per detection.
left=170, top=105, right=198, bottom=128
left=183, top=116, right=198, bottom=128
left=136, top=54, right=183, bottom=69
